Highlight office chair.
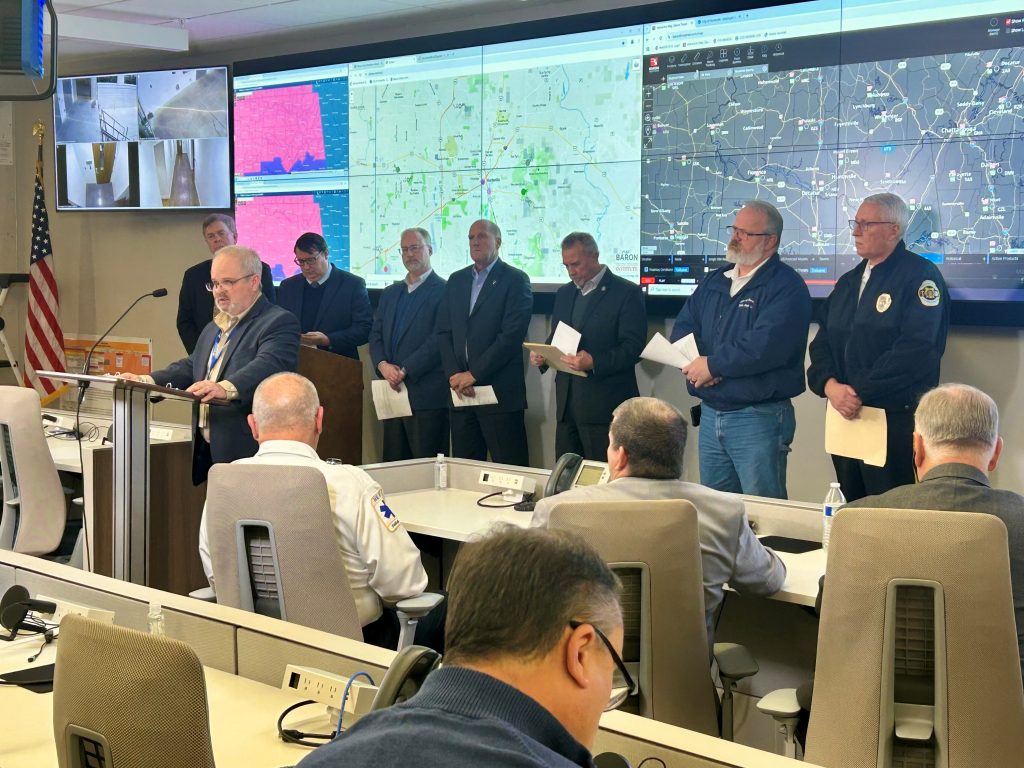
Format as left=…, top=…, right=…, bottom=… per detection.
left=205, top=463, right=440, bottom=647
left=0, top=386, right=82, bottom=565
left=763, top=507, right=1024, bottom=767
left=548, top=499, right=757, bottom=737
left=52, top=613, right=216, bottom=768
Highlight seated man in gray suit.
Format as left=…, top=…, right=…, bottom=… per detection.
left=531, top=396, right=785, bottom=647
left=846, top=383, right=1024, bottom=675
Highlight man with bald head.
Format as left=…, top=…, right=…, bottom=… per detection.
left=436, top=219, right=533, bottom=465
left=198, top=372, right=428, bottom=647
left=124, top=245, right=299, bottom=484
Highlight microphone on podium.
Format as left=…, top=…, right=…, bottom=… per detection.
left=81, top=288, right=168, bottom=379
left=75, top=289, right=168, bottom=428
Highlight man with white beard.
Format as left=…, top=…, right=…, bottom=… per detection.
left=669, top=200, right=811, bottom=499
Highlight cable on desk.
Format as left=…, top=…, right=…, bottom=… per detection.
left=476, top=490, right=530, bottom=509
left=637, top=758, right=667, bottom=768
left=276, top=700, right=334, bottom=748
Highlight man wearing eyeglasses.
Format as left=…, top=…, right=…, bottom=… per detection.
left=175, top=214, right=276, bottom=354
left=369, top=228, right=450, bottom=460
left=276, top=232, right=372, bottom=360
left=296, top=526, right=626, bottom=768
left=669, top=200, right=812, bottom=499
left=809, top=192, right=950, bottom=500
left=124, top=246, right=300, bottom=485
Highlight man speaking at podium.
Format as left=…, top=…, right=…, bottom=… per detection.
left=123, top=246, right=300, bottom=484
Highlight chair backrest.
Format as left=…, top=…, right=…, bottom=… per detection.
left=806, top=507, right=1024, bottom=768
left=205, top=463, right=362, bottom=641
left=548, top=499, right=719, bottom=735
left=52, top=614, right=215, bottom=768
left=0, top=386, right=67, bottom=555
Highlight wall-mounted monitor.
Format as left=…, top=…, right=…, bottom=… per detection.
left=233, top=1, right=1024, bottom=320
left=53, top=66, right=231, bottom=211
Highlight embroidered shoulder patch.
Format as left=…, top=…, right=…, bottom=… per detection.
left=372, top=491, right=402, bottom=533
left=918, top=280, right=940, bottom=307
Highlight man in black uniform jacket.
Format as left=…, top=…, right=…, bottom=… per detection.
left=808, top=192, right=949, bottom=500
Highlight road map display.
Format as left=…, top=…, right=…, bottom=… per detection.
left=233, top=1, right=1024, bottom=301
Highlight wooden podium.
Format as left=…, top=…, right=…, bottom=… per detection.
left=298, top=346, right=362, bottom=465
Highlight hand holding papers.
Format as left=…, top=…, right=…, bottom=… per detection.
left=640, top=332, right=699, bottom=368
left=451, top=385, right=499, bottom=407
left=825, top=401, right=888, bottom=467
left=371, top=380, right=412, bottom=420
left=524, top=322, right=588, bottom=378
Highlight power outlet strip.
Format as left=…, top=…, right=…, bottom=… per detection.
left=478, top=470, right=536, bottom=494
left=36, top=595, right=115, bottom=625
left=282, top=665, right=379, bottom=720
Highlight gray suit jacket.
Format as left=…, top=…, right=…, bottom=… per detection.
left=847, top=463, right=1024, bottom=676
left=531, top=476, right=786, bottom=646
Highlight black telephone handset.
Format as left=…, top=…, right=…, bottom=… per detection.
left=544, top=452, right=583, bottom=498
left=370, top=645, right=442, bottom=711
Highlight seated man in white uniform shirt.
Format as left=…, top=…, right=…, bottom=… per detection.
left=198, top=371, right=431, bottom=648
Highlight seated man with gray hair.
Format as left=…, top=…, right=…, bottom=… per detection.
left=531, top=396, right=785, bottom=649
left=846, top=382, right=1024, bottom=674
left=198, top=371, right=429, bottom=648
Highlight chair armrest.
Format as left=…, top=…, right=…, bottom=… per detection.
left=395, top=592, right=444, bottom=618
left=714, top=642, right=759, bottom=681
left=756, top=687, right=802, bottom=718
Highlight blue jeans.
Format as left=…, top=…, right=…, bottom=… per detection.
left=698, top=400, right=796, bottom=499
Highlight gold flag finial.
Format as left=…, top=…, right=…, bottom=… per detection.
left=32, top=121, right=45, bottom=143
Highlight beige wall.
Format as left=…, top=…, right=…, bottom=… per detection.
left=2, top=0, right=1023, bottom=504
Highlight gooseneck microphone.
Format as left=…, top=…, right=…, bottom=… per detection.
left=74, top=288, right=168, bottom=436
left=81, top=288, right=169, bottom=380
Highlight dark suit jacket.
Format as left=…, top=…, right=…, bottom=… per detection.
left=368, top=272, right=448, bottom=410
left=436, top=259, right=532, bottom=414
left=847, top=463, right=1024, bottom=675
left=276, top=266, right=372, bottom=360
left=546, top=270, right=646, bottom=424
left=153, top=296, right=300, bottom=483
left=176, top=259, right=276, bottom=354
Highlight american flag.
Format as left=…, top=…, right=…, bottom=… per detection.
left=24, top=168, right=66, bottom=399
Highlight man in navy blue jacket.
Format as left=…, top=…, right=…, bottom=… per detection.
left=436, top=220, right=533, bottom=466
left=276, top=232, right=372, bottom=361
left=369, top=228, right=449, bottom=460
left=671, top=200, right=811, bottom=499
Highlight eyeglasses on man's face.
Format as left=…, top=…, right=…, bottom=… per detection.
left=568, top=620, right=637, bottom=711
left=848, top=219, right=895, bottom=232
left=205, top=274, right=256, bottom=291
left=725, top=225, right=773, bottom=240
left=401, top=244, right=426, bottom=255
left=294, top=252, right=325, bottom=267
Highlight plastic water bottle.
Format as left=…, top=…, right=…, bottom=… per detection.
left=434, top=453, right=448, bottom=490
left=147, top=602, right=166, bottom=637
left=822, top=482, right=845, bottom=551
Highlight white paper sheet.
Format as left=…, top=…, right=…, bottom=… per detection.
left=371, top=380, right=413, bottom=420
left=640, top=332, right=699, bottom=368
left=550, top=321, right=581, bottom=356
left=523, top=343, right=587, bottom=377
left=824, top=402, right=887, bottom=467
left=450, top=385, right=499, bottom=407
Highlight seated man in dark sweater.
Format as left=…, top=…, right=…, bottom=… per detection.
left=297, top=526, right=627, bottom=768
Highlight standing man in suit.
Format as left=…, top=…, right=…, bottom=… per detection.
left=176, top=214, right=276, bottom=354
left=369, top=228, right=450, bottom=460
left=124, top=246, right=300, bottom=484
left=529, top=232, right=646, bottom=460
left=436, top=219, right=533, bottom=466
left=276, top=232, right=372, bottom=360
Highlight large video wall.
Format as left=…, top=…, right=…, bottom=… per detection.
left=233, top=1, right=1024, bottom=302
